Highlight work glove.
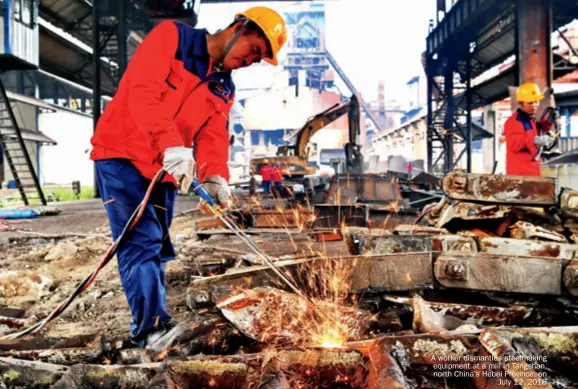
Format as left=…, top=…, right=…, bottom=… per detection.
left=163, top=146, right=195, bottom=194
left=534, top=135, right=555, bottom=148
left=201, top=175, right=231, bottom=212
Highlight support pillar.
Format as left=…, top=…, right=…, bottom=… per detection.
left=443, top=67, right=454, bottom=174
left=466, top=56, right=472, bottom=173
left=117, top=0, right=128, bottom=79
left=516, top=0, right=552, bottom=90
left=426, top=67, right=434, bottom=173
left=483, top=106, right=497, bottom=173
left=92, top=0, right=102, bottom=199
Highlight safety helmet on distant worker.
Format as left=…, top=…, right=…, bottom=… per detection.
left=235, top=6, right=287, bottom=66
left=517, top=82, right=545, bottom=103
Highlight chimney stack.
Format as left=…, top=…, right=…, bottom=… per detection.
left=378, top=80, right=385, bottom=118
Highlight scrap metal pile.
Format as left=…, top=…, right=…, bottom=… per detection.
left=0, top=172, right=577, bottom=388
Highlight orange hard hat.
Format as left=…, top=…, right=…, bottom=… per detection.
left=517, top=82, right=544, bottom=103
left=236, top=6, right=287, bottom=66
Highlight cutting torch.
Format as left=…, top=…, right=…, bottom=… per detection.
left=191, top=177, right=311, bottom=302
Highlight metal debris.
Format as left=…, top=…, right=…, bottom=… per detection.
left=442, top=172, right=557, bottom=205
left=187, top=253, right=434, bottom=308
left=216, top=287, right=370, bottom=345
left=435, top=252, right=563, bottom=295
left=508, top=221, right=568, bottom=242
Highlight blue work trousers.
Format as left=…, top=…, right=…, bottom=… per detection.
left=95, top=159, right=176, bottom=343
left=262, top=180, right=271, bottom=193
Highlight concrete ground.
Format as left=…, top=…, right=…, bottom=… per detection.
left=0, top=195, right=200, bottom=239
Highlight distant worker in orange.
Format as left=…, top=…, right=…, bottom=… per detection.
left=271, top=163, right=284, bottom=190
left=260, top=160, right=272, bottom=193
left=504, top=82, right=556, bottom=176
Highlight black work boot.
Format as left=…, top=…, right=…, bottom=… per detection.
left=144, top=322, right=187, bottom=353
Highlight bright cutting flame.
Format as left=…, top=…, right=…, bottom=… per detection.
left=313, top=326, right=347, bottom=349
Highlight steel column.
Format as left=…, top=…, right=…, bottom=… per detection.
left=516, top=0, right=553, bottom=90
left=443, top=67, right=454, bottom=174
left=466, top=55, right=472, bottom=173
left=92, top=0, right=102, bottom=198
left=117, top=0, right=128, bottom=79
left=427, top=70, right=434, bottom=173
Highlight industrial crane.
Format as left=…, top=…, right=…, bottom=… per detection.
left=250, top=95, right=363, bottom=180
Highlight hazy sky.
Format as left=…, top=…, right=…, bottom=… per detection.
left=197, top=0, right=436, bottom=102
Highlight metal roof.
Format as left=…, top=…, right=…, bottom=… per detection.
left=454, top=52, right=577, bottom=111
left=427, top=0, right=578, bottom=78
left=6, top=91, right=58, bottom=111
left=39, top=23, right=116, bottom=95
left=39, top=0, right=93, bottom=46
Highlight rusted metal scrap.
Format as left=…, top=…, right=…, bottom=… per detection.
left=434, top=252, right=562, bottom=295
left=480, top=327, right=578, bottom=388
left=312, top=204, right=370, bottom=228
left=0, top=356, right=69, bottom=388
left=508, top=221, right=568, bottom=243
left=51, top=349, right=368, bottom=389
left=560, top=188, right=578, bottom=219
left=343, top=227, right=475, bottom=255
left=325, top=173, right=402, bottom=205
left=393, top=224, right=450, bottom=236
left=478, top=237, right=578, bottom=261
left=349, top=332, right=481, bottom=388
left=0, top=345, right=103, bottom=365
left=386, top=295, right=533, bottom=327
left=442, top=172, right=557, bottom=206
left=411, top=295, right=473, bottom=334
left=216, top=287, right=370, bottom=346
left=348, top=338, right=414, bottom=389
left=187, top=253, right=434, bottom=308
left=563, top=260, right=578, bottom=296
left=436, top=202, right=513, bottom=235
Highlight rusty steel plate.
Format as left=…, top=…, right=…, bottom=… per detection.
left=442, top=172, right=557, bottom=206
left=434, top=252, right=562, bottom=295
left=479, top=237, right=578, bottom=261
left=326, top=174, right=402, bottom=205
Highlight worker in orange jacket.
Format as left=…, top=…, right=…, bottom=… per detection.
left=90, top=7, right=287, bottom=352
left=504, top=82, right=555, bottom=176
left=259, top=160, right=273, bottom=193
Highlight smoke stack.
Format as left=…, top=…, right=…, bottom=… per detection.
left=378, top=80, right=385, bottom=118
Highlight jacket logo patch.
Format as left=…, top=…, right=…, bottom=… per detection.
left=208, top=81, right=232, bottom=102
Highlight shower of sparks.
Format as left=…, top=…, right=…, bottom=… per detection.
left=223, top=178, right=405, bottom=349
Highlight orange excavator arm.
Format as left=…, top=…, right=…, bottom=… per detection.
left=286, top=95, right=360, bottom=159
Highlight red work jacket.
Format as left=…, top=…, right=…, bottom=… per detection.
left=260, top=165, right=272, bottom=181
left=90, top=20, right=233, bottom=184
left=271, top=167, right=283, bottom=182
left=504, top=109, right=541, bottom=177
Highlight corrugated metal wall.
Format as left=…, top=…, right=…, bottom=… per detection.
left=10, top=19, right=39, bottom=66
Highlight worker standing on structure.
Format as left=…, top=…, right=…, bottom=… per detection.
left=260, top=160, right=273, bottom=193
left=504, top=82, right=555, bottom=176
left=89, top=7, right=287, bottom=352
